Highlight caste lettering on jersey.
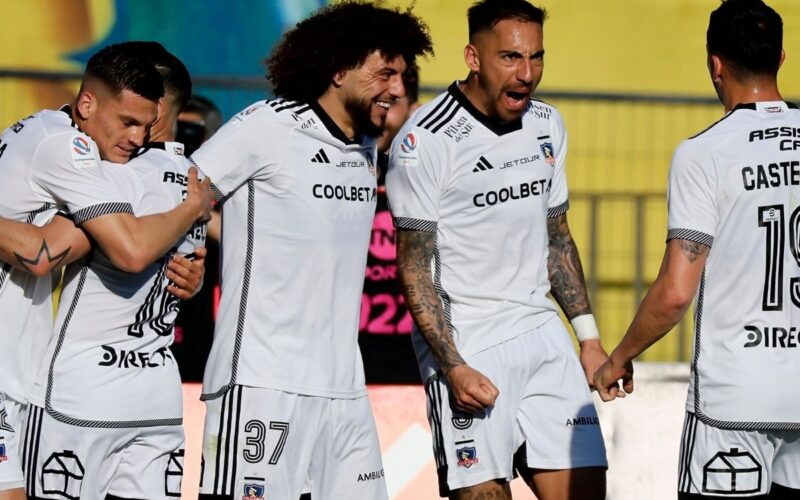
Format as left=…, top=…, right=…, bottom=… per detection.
left=387, top=82, right=570, bottom=379
left=669, top=101, right=800, bottom=427
left=194, top=99, right=377, bottom=400
left=29, top=143, right=205, bottom=427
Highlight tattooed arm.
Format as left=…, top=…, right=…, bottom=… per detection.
left=593, top=238, right=709, bottom=401
left=547, top=213, right=592, bottom=318
left=547, top=213, right=610, bottom=386
left=397, top=229, right=499, bottom=413
left=0, top=214, right=91, bottom=276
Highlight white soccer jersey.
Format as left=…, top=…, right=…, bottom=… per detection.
left=28, top=142, right=206, bottom=426
left=386, top=82, right=569, bottom=379
left=193, top=99, right=378, bottom=400
left=0, top=107, right=132, bottom=403
left=669, top=101, right=800, bottom=428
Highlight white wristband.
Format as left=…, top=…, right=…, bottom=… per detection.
left=570, top=314, right=600, bottom=342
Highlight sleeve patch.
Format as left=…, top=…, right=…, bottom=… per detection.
left=395, top=132, right=420, bottom=167
left=69, top=135, right=98, bottom=169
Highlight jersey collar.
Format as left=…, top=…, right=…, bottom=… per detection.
left=448, top=82, right=523, bottom=136
left=309, top=100, right=362, bottom=146
left=59, top=105, right=82, bottom=132
left=131, top=141, right=185, bottom=160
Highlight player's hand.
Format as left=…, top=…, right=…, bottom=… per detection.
left=446, top=364, right=499, bottom=414
left=186, top=167, right=213, bottom=222
left=593, top=356, right=634, bottom=402
left=166, top=247, right=207, bottom=300
left=579, top=338, right=611, bottom=390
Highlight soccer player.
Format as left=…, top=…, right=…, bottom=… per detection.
left=0, top=43, right=210, bottom=499
left=594, top=0, right=800, bottom=497
left=19, top=42, right=206, bottom=499
left=387, top=1, right=609, bottom=498
left=192, top=3, right=432, bottom=499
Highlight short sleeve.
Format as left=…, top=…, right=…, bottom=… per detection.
left=385, top=127, right=447, bottom=232
left=31, top=132, right=132, bottom=225
left=191, top=102, right=285, bottom=200
left=547, top=108, right=569, bottom=218
left=666, top=141, right=717, bottom=247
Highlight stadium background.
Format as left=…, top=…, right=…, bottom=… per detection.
left=2, top=1, right=800, bottom=498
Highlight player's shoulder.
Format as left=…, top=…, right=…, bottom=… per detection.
left=407, top=88, right=466, bottom=137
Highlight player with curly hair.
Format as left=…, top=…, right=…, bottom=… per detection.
left=193, top=3, right=432, bottom=499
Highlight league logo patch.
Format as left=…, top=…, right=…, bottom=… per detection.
left=72, top=136, right=90, bottom=155
left=242, top=483, right=265, bottom=500
left=70, top=135, right=97, bottom=169
left=400, top=132, right=417, bottom=153
left=538, top=136, right=555, bottom=166
left=367, top=154, right=376, bottom=177
left=0, top=442, right=7, bottom=462
left=456, top=446, right=479, bottom=468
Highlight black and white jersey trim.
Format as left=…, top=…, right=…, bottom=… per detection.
left=210, top=385, right=244, bottom=496
left=433, top=242, right=453, bottom=333
left=210, top=181, right=226, bottom=202
left=677, top=412, right=699, bottom=493
left=394, top=217, right=437, bottom=233
left=425, top=375, right=448, bottom=470
left=202, top=181, right=255, bottom=401
left=667, top=228, right=714, bottom=248
left=22, top=405, right=45, bottom=496
left=72, top=202, right=133, bottom=225
left=418, top=95, right=463, bottom=134
left=547, top=201, right=569, bottom=219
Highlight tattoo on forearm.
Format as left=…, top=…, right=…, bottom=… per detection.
left=547, top=214, right=592, bottom=319
left=679, top=240, right=707, bottom=263
left=397, top=229, right=465, bottom=374
left=14, top=240, right=70, bottom=273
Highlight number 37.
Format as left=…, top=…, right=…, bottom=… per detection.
left=243, top=420, right=289, bottom=464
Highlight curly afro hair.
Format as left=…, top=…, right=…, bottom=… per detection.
left=267, top=1, right=433, bottom=103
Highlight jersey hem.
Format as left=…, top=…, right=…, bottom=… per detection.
left=693, top=406, right=800, bottom=431
left=201, top=381, right=368, bottom=401
left=44, top=405, right=182, bottom=428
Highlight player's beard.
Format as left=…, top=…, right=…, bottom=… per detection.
left=346, top=97, right=384, bottom=139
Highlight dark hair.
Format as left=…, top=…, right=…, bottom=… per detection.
left=707, top=0, right=782, bottom=79
left=129, top=41, right=193, bottom=111
left=468, top=0, right=547, bottom=39
left=267, top=1, right=433, bottom=103
left=403, top=65, right=420, bottom=104
left=84, top=42, right=164, bottom=103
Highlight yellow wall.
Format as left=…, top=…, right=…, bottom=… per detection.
left=394, top=0, right=800, bottom=95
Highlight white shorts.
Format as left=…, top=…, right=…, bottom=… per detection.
left=200, top=385, right=387, bottom=500
left=678, top=412, right=800, bottom=496
left=426, top=317, right=607, bottom=496
left=22, top=405, right=185, bottom=499
left=0, top=394, right=24, bottom=491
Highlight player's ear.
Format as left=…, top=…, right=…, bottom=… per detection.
left=779, top=49, right=785, bottom=69
left=75, top=90, right=95, bottom=120
left=331, top=68, right=348, bottom=88
left=465, top=43, right=480, bottom=73
left=707, top=53, right=723, bottom=84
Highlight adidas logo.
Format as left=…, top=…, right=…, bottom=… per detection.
left=311, top=148, right=330, bottom=164
left=472, top=156, right=494, bottom=173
